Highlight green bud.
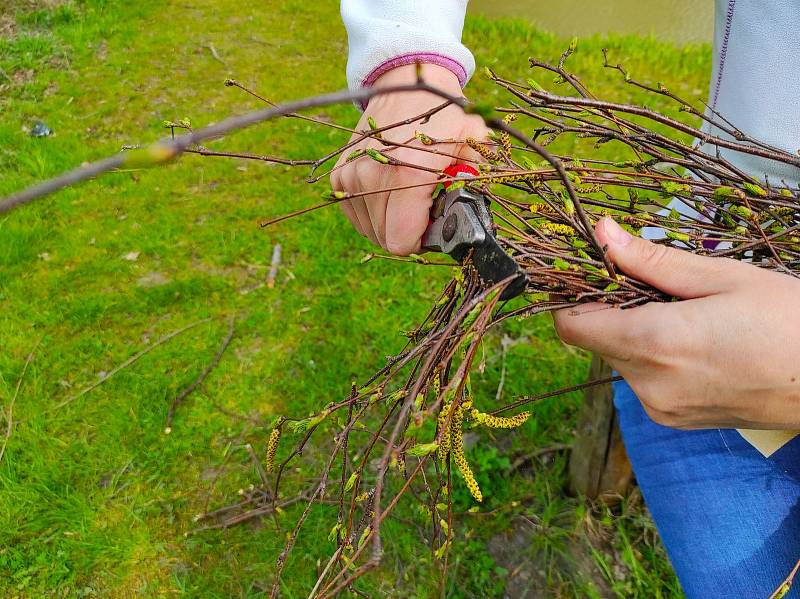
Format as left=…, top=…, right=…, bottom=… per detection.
left=123, top=144, right=178, bottom=168
left=665, top=231, right=691, bottom=242
left=553, top=257, right=571, bottom=271
left=568, top=37, right=578, bottom=53
left=366, top=148, right=390, bottom=164
left=346, top=149, right=365, bottom=161
left=729, top=205, right=753, bottom=219
left=743, top=182, right=767, bottom=197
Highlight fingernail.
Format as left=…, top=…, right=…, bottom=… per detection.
left=602, top=217, right=632, bottom=246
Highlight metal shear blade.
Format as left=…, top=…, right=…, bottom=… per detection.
left=422, top=170, right=528, bottom=300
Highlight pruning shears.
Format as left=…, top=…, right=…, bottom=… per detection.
left=422, top=164, right=528, bottom=300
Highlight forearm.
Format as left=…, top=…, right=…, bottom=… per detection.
left=340, top=0, right=474, bottom=92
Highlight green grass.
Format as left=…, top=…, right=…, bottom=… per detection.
left=0, top=1, right=711, bottom=596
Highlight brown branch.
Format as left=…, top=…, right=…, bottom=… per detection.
left=52, top=318, right=212, bottom=412
left=165, top=315, right=235, bottom=430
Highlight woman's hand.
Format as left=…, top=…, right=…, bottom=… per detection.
left=331, top=64, right=489, bottom=255
left=553, top=217, right=800, bottom=430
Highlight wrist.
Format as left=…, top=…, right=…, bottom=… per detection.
left=365, top=63, right=463, bottom=111
left=371, top=63, right=462, bottom=90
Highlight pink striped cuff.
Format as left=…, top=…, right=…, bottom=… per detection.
left=359, top=52, right=468, bottom=109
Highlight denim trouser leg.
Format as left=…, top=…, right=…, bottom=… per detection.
left=613, top=379, right=800, bottom=598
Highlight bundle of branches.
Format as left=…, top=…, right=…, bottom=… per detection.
left=177, top=47, right=800, bottom=598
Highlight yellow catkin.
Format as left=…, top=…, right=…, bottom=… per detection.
left=437, top=405, right=453, bottom=466
left=265, top=416, right=285, bottom=473
left=502, top=113, right=518, bottom=125
left=769, top=206, right=795, bottom=217
left=483, top=173, right=541, bottom=185
left=529, top=203, right=557, bottom=216
left=432, top=369, right=452, bottom=465
left=451, top=403, right=482, bottom=502
left=499, top=131, right=512, bottom=156
left=470, top=409, right=530, bottom=429
left=431, top=369, right=441, bottom=398
left=466, top=137, right=501, bottom=162
left=622, top=215, right=650, bottom=228
left=397, top=453, right=407, bottom=478
left=541, top=222, right=577, bottom=236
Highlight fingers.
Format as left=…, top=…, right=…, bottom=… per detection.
left=597, top=217, right=744, bottom=299
left=384, top=176, right=432, bottom=255
left=379, top=146, right=443, bottom=254
left=363, top=189, right=388, bottom=248
left=330, top=105, right=492, bottom=254
left=380, top=120, right=489, bottom=255
left=333, top=161, right=380, bottom=245
left=349, top=196, right=379, bottom=246
left=332, top=170, right=363, bottom=236
left=552, top=301, right=664, bottom=361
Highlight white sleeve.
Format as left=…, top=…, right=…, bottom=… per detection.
left=341, top=0, right=475, bottom=91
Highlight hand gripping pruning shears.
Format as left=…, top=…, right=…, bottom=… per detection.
left=422, top=164, right=528, bottom=300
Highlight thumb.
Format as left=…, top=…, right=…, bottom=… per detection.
left=597, top=216, right=742, bottom=299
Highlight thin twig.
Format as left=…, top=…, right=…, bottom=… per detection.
left=165, top=315, right=235, bottom=430
left=0, top=337, right=42, bottom=464
left=245, top=443, right=270, bottom=489
left=770, top=558, right=800, bottom=599
left=52, top=318, right=212, bottom=412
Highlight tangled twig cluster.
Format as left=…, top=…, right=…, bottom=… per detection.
left=178, top=48, right=800, bottom=597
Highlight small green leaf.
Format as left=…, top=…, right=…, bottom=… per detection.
left=357, top=526, right=371, bottom=548
left=407, top=442, right=439, bottom=457
left=568, top=36, right=578, bottom=52
left=328, top=523, right=342, bottom=542
left=713, top=185, right=735, bottom=198
left=553, top=257, right=571, bottom=271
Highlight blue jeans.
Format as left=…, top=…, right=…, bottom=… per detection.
left=613, top=379, right=800, bottom=598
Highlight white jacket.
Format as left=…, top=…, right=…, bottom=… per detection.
left=341, top=0, right=474, bottom=91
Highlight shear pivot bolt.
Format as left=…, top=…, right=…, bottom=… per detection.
left=442, top=214, right=458, bottom=242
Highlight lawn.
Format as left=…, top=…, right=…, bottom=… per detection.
left=0, top=1, right=711, bottom=596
